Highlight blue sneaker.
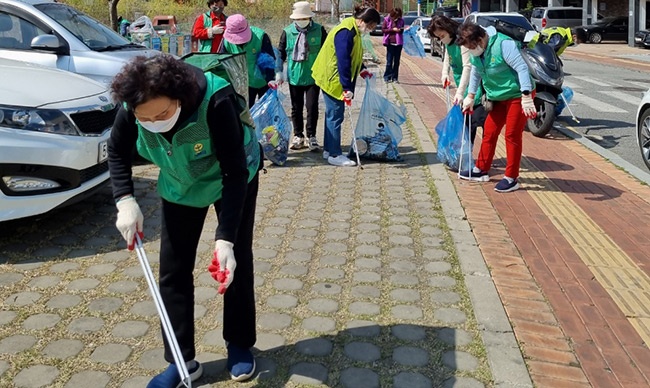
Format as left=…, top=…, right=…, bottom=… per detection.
left=494, top=178, right=520, bottom=193
left=227, top=343, right=256, bottom=382
left=147, top=361, right=202, bottom=388
left=458, top=169, right=489, bottom=182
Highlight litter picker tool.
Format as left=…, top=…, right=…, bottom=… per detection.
left=345, top=97, right=364, bottom=169
left=559, top=92, right=580, bottom=124
left=135, top=235, right=191, bottom=388
left=458, top=112, right=473, bottom=179
left=445, top=86, right=451, bottom=111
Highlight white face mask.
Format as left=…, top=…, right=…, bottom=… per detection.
left=295, top=19, right=310, bottom=28
left=139, top=104, right=181, bottom=133
left=468, top=45, right=485, bottom=57
left=441, top=35, right=452, bottom=45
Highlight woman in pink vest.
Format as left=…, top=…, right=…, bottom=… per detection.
left=382, top=8, right=405, bottom=83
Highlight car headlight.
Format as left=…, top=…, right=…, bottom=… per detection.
left=0, top=106, right=78, bottom=135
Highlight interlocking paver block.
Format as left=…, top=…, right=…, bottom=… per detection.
left=302, top=316, right=336, bottom=333
left=22, top=313, right=60, bottom=330
left=90, top=343, right=132, bottom=364
left=63, top=371, right=111, bottom=388
left=112, top=321, right=150, bottom=338
left=306, top=298, right=338, bottom=313
left=13, top=365, right=59, bottom=388
left=42, top=339, right=84, bottom=359
left=289, top=362, right=328, bottom=385
left=442, top=351, right=479, bottom=372
left=258, top=313, right=292, bottom=330
left=344, top=342, right=381, bottom=362
left=67, top=317, right=104, bottom=334
left=393, top=371, right=434, bottom=388
left=340, top=367, right=379, bottom=388
left=0, top=335, right=36, bottom=354
left=88, top=297, right=123, bottom=313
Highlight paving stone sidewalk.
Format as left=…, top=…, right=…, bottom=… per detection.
left=0, top=65, right=529, bottom=387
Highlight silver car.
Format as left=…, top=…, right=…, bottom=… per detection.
left=0, top=0, right=158, bottom=86
left=0, top=58, right=115, bottom=221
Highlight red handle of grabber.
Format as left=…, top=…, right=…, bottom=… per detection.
left=344, top=98, right=352, bottom=107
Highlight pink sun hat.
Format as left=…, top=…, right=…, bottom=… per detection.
left=224, top=14, right=252, bottom=45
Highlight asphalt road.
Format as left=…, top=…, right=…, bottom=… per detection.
left=559, top=57, right=650, bottom=173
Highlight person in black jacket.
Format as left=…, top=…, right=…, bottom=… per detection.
left=108, top=54, right=261, bottom=387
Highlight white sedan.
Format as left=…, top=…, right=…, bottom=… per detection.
left=636, top=89, right=650, bottom=171
left=0, top=58, right=115, bottom=222
left=411, top=17, right=432, bottom=52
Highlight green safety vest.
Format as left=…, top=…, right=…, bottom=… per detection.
left=469, top=32, right=532, bottom=101
left=223, top=26, right=267, bottom=88
left=136, top=72, right=259, bottom=207
left=311, top=17, right=363, bottom=100
left=446, top=43, right=482, bottom=106
left=284, top=22, right=323, bottom=86
left=199, top=12, right=214, bottom=53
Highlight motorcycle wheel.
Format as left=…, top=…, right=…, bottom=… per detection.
left=526, top=98, right=556, bottom=138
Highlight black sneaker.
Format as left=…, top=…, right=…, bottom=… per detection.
left=494, top=178, right=520, bottom=193
left=458, top=169, right=489, bottom=182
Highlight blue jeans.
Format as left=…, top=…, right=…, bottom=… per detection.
left=323, top=91, right=345, bottom=157
left=384, top=44, right=402, bottom=82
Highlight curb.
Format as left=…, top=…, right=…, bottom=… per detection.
left=393, top=83, right=534, bottom=387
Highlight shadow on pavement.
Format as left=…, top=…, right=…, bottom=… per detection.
left=523, top=177, right=623, bottom=200
left=194, top=323, right=479, bottom=387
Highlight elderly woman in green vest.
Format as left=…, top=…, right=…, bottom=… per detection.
left=456, top=22, right=537, bottom=193
left=428, top=15, right=485, bottom=145
left=276, top=1, right=328, bottom=152
left=311, top=5, right=380, bottom=167
left=221, top=14, right=276, bottom=108
left=191, top=0, right=228, bottom=53
left=108, top=54, right=262, bottom=386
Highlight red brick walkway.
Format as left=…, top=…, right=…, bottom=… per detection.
left=390, top=49, right=650, bottom=387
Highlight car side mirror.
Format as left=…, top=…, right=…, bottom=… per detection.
left=31, top=34, right=68, bottom=55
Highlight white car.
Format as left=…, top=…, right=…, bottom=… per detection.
left=0, top=58, right=115, bottom=222
left=0, top=0, right=158, bottom=86
left=636, top=89, right=650, bottom=171
left=412, top=17, right=432, bottom=51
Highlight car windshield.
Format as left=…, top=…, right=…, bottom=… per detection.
left=476, top=15, right=535, bottom=31
left=35, top=3, right=129, bottom=50
left=594, top=17, right=616, bottom=25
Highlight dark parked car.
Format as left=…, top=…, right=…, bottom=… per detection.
left=431, top=17, right=464, bottom=57
left=575, top=16, right=628, bottom=43
left=635, top=30, right=650, bottom=48
left=432, top=6, right=461, bottom=18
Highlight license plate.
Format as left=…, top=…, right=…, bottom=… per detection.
left=98, top=140, right=108, bottom=163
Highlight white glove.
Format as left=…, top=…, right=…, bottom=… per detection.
left=115, top=196, right=143, bottom=251
left=453, top=92, right=464, bottom=106
left=209, top=240, right=236, bottom=294
left=441, top=74, right=450, bottom=89
left=462, top=95, right=475, bottom=113
left=275, top=72, right=284, bottom=84
left=211, top=25, right=224, bottom=35
left=342, top=90, right=354, bottom=100
left=521, top=94, right=537, bottom=119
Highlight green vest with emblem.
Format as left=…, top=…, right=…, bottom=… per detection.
left=311, top=17, right=363, bottom=100
left=136, top=54, right=260, bottom=207
left=284, top=22, right=323, bottom=86
left=223, top=26, right=266, bottom=88
left=446, top=43, right=482, bottom=106
left=469, top=32, right=533, bottom=101
left=199, top=12, right=212, bottom=52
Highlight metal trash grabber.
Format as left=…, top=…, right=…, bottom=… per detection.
left=445, top=86, right=451, bottom=111
left=345, top=97, right=364, bottom=169
left=135, top=235, right=191, bottom=388
left=559, top=92, right=580, bottom=124
left=458, top=112, right=473, bottom=179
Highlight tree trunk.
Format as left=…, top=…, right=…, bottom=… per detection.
left=109, top=0, right=120, bottom=32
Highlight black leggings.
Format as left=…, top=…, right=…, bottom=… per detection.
left=159, top=174, right=259, bottom=362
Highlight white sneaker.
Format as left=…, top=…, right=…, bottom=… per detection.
left=323, top=150, right=330, bottom=160
left=308, top=136, right=321, bottom=152
left=290, top=136, right=306, bottom=150
left=328, top=155, right=356, bottom=167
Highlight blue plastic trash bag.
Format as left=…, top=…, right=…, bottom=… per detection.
left=403, top=26, right=426, bottom=58
left=554, top=86, right=574, bottom=116
left=435, top=105, right=473, bottom=171
left=250, top=89, right=291, bottom=165
left=349, top=77, right=407, bottom=162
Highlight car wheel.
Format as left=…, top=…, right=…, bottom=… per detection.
left=589, top=32, right=602, bottom=43
left=637, top=108, right=650, bottom=171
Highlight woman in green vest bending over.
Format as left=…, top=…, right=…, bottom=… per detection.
left=456, top=23, right=537, bottom=193
left=428, top=15, right=486, bottom=145
left=222, top=14, right=276, bottom=108
left=108, top=54, right=262, bottom=386
left=311, top=5, right=380, bottom=167
left=277, top=1, right=328, bottom=152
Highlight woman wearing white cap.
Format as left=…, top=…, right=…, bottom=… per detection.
left=221, top=14, right=276, bottom=108
left=276, top=1, right=328, bottom=152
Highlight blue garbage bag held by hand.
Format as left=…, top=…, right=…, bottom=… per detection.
left=250, top=88, right=291, bottom=165
left=402, top=26, right=426, bottom=58
left=350, top=77, right=407, bottom=162
left=435, top=105, right=471, bottom=170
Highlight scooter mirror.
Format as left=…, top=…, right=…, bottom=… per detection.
left=523, top=30, right=537, bottom=44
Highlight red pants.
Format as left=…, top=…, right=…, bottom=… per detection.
left=475, top=96, right=528, bottom=179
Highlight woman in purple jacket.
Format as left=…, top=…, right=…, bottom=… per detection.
left=382, top=8, right=405, bottom=83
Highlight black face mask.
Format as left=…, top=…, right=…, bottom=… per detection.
left=211, top=6, right=223, bottom=14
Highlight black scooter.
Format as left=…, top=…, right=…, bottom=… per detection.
left=520, top=38, right=565, bottom=137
